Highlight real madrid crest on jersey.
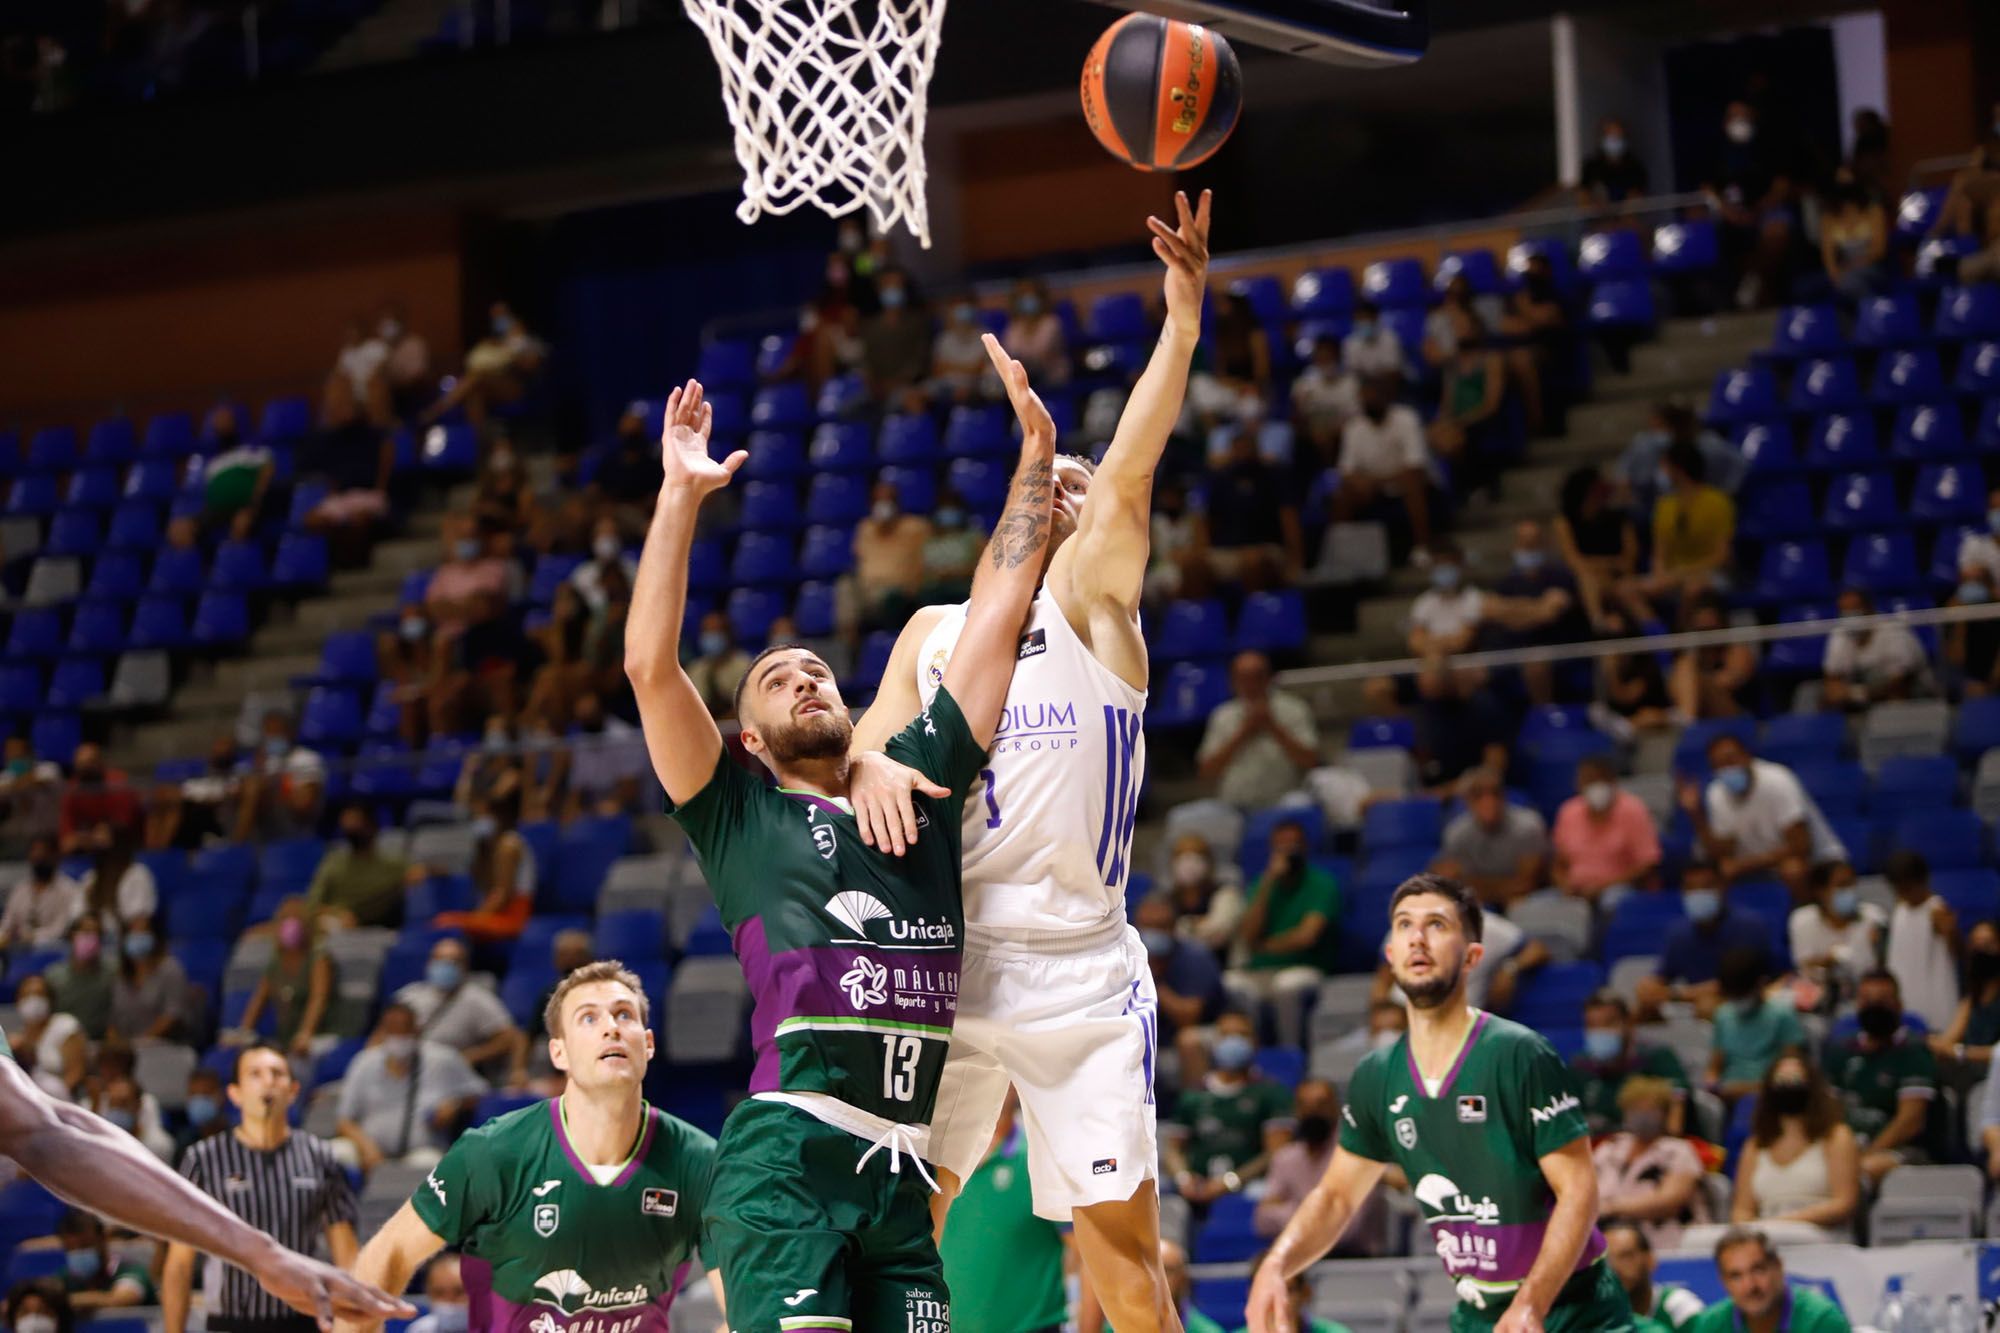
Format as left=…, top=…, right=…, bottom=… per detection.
left=925, top=648, right=948, bottom=688
left=1396, top=1117, right=1418, bottom=1150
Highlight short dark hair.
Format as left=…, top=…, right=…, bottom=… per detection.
left=1717, top=947, right=1766, bottom=1000
left=1389, top=873, right=1484, bottom=943
left=1585, top=990, right=1629, bottom=1019
left=1857, top=967, right=1901, bottom=997
left=731, top=641, right=816, bottom=722
left=1666, top=439, right=1706, bottom=483
left=1602, top=1220, right=1651, bottom=1254
left=55, top=1210, right=101, bottom=1242
left=1885, top=849, right=1929, bottom=887
left=1576, top=754, right=1616, bottom=781
left=231, top=1041, right=290, bottom=1085
left=1713, top=1226, right=1777, bottom=1269
left=1705, top=730, right=1748, bottom=759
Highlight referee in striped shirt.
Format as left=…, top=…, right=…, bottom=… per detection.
left=164, top=1044, right=359, bottom=1333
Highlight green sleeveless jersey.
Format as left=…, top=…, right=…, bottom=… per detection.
left=667, top=688, right=986, bottom=1127
left=410, top=1099, right=714, bottom=1333
left=1338, top=1012, right=1607, bottom=1309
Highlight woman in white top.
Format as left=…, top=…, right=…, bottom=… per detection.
left=1787, top=864, right=1884, bottom=1005
left=74, top=821, right=156, bottom=936
left=1166, top=833, right=1246, bottom=958
left=1731, top=1050, right=1859, bottom=1240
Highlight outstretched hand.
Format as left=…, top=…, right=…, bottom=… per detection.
left=1149, top=189, right=1212, bottom=336
left=982, top=333, right=1056, bottom=446
left=849, top=751, right=952, bottom=856
left=251, top=1247, right=413, bottom=1332
left=1243, top=1259, right=1293, bottom=1333
left=659, top=379, right=745, bottom=496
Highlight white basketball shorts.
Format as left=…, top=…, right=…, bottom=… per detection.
left=927, top=918, right=1159, bottom=1220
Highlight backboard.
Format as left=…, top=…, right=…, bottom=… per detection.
left=1085, top=0, right=1429, bottom=65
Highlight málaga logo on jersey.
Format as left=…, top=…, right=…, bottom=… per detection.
left=840, top=957, right=890, bottom=1008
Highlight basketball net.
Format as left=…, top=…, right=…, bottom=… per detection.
left=682, top=0, right=948, bottom=248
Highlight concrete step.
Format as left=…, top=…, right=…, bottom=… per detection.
left=212, top=650, right=323, bottom=692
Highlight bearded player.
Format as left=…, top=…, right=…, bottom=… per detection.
left=340, top=961, right=722, bottom=1333
left=1246, top=875, right=1628, bottom=1333
left=847, top=190, right=1211, bottom=1333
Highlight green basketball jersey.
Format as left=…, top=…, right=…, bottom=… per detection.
left=411, top=1099, right=713, bottom=1333
left=667, top=688, right=986, bottom=1127
left=1338, top=1011, right=1607, bottom=1314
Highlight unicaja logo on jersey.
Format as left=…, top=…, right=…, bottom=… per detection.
left=888, top=917, right=954, bottom=944
left=840, top=957, right=889, bottom=1009
left=828, top=891, right=892, bottom=936
left=1529, top=1092, right=1581, bottom=1125
left=1414, top=1174, right=1501, bottom=1226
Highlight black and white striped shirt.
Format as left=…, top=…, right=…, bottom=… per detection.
left=178, top=1130, right=358, bottom=1322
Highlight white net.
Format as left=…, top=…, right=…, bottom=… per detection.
left=682, top=0, right=949, bottom=247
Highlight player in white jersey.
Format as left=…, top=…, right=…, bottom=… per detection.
left=848, top=190, right=1211, bottom=1333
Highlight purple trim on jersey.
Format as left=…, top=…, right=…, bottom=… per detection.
left=1405, top=1010, right=1490, bottom=1102
left=1423, top=1217, right=1608, bottom=1284
left=732, top=916, right=962, bottom=1095
left=546, top=1101, right=660, bottom=1190
left=779, top=791, right=847, bottom=819
left=548, top=1100, right=592, bottom=1179
left=461, top=1254, right=680, bottom=1333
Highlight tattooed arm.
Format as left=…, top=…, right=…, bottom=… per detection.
left=939, top=334, right=1059, bottom=749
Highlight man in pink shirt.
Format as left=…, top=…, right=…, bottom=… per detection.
left=423, top=517, right=511, bottom=645
left=1552, top=755, right=1662, bottom=907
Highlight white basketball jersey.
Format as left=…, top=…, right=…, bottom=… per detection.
left=916, top=588, right=1148, bottom=937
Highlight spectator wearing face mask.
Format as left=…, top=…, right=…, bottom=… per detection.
left=8, top=976, right=73, bottom=1085
left=1508, top=254, right=1573, bottom=431
left=682, top=610, right=753, bottom=722
left=0, top=739, right=61, bottom=855
left=109, top=916, right=192, bottom=1044
left=1703, top=100, right=1802, bottom=309
left=172, top=1068, right=228, bottom=1162
left=1821, top=589, right=1931, bottom=711
left=1425, top=331, right=1506, bottom=469
left=1135, top=896, right=1226, bottom=1084
left=1932, top=919, right=2000, bottom=1070
left=403, top=1256, right=468, bottom=1333
left=1707, top=949, right=1804, bottom=1104
left=5, top=1277, right=73, bottom=1333
left=1575, top=994, right=1688, bottom=1137
left=1828, top=970, right=1941, bottom=1185
left=149, top=736, right=245, bottom=852
left=92, top=1074, right=175, bottom=1163
left=1787, top=863, right=1883, bottom=1007
left=1189, top=425, right=1303, bottom=591
left=1223, top=819, right=1339, bottom=1048
left=234, top=711, right=326, bottom=845
left=1341, top=300, right=1404, bottom=380
left=920, top=490, right=984, bottom=603
left=1551, top=758, right=1660, bottom=908
left=1166, top=833, right=1246, bottom=957
left=56, top=744, right=139, bottom=857
left=1819, top=179, right=1890, bottom=301
left=1332, top=374, right=1432, bottom=556
left=1880, top=852, right=1956, bottom=1032
left=1615, top=403, right=1747, bottom=532
left=563, top=692, right=644, bottom=818
left=928, top=298, right=992, bottom=404
left=1684, top=733, right=1848, bottom=898
left=334, top=1002, right=487, bottom=1172
left=1000, top=279, right=1069, bottom=386
left=1627, top=442, right=1735, bottom=624
left=305, top=802, right=412, bottom=931
left=375, top=604, right=444, bottom=749
left=859, top=268, right=933, bottom=407
left=424, top=517, right=513, bottom=654
left=52, top=1211, right=154, bottom=1312
left=391, top=937, right=527, bottom=1087
left=569, top=517, right=638, bottom=615
left=1579, top=116, right=1649, bottom=207
left=43, top=919, right=112, bottom=1040
left=1289, top=335, right=1359, bottom=457
left=0, top=836, right=82, bottom=950
left=1254, top=1079, right=1388, bottom=1253
left=1591, top=1077, right=1709, bottom=1252
left=852, top=478, right=934, bottom=628
left=1949, top=489, right=2000, bottom=691
left=422, top=301, right=546, bottom=428
left=1163, top=1012, right=1292, bottom=1204
left=1635, top=863, right=1772, bottom=1021
left=432, top=789, right=536, bottom=944
left=236, top=898, right=334, bottom=1057
left=1488, top=519, right=1586, bottom=706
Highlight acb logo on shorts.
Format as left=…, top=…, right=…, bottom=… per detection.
left=1091, top=1158, right=1117, bottom=1176
left=533, top=1203, right=560, bottom=1237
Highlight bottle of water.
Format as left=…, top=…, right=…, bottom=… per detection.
left=1876, top=1276, right=1907, bottom=1333
left=1910, top=1293, right=1937, bottom=1333
left=1942, top=1293, right=1978, bottom=1333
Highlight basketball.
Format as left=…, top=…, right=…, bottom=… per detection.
left=1081, top=13, right=1243, bottom=173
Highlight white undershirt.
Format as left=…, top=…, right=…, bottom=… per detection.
left=584, top=1162, right=622, bottom=1186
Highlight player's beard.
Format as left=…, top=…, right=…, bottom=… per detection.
left=760, top=708, right=854, bottom=764
left=1397, top=956, right=1464, bottom=1010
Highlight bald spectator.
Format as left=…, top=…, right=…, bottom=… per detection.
left=57, top=745, right=140, bottom=855
left=391, top=937, right=526, bottom=1086
left=1197, top=652, right=1319, bottom=809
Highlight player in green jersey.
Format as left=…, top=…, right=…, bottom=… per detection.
left=625, top=352, right=1056, bottom=1333
left=1602, top=1224, right=1703, bottom=1331
left=1249, top=874, right=1628, bottom=1333
left=342, top=961, right=721, bottom=1333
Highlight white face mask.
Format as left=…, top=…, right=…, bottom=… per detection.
left=593, top=534, right=621, bottom=561
left=871, top=500, right=897, bottom=523
left=1726, top=118, right=1754, bottom=144
left=16, top=994, right=49, bottom=1024
left=17, top=1313, right=57, bottom=1333
left=380, top=1035, right=416, bottom=1063
left=1172, top=853, right=1209, bottom=889
left=1583, top=781, right=1615, bottom=813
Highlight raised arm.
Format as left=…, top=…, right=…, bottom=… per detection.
left=624, top=381, right=747, bottom=805
left=1048, top=191, right=1209, bottom=616
left=941, top=336, right=1059, bottom=748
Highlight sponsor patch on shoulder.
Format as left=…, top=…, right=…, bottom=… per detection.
left=1017, top=629, right=1048, bottom=660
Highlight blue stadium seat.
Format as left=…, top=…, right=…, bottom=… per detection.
left=44, top=658, right=103, bottom=711
left=259, top=837, right=327, bottom=896
left=1578, top=230, right=1644, bottom=280
left=751, top=383, right=812, bottom=431
left=1229, top=275, right=1287, bottom=324
left=1871, top=348, right=1946, bottom=405
left=755, top=337, right=795, bottom=381
left=1978, top=397, right=2000, bottom=453
left=1254, top=1045, right=1305, bottom=1090
left=726, top=586, right=786, bottom=645
left=419, top=424, right=479, bottom=472
left=270, top=534, right=330, bottom=590
left=1291, top=266, right=1355, bottom=316
left=193, top=842, right=257, bottom=898
left=1604, top=892, right=1688, bottom=962
left=85, top=417, right=136, bottom=468
left=1651, top=220, right=1718, bottom=276
left=1506, top=239, right=1578, bottom=292
left=798, top=525, right=855, bottom=579
left=1842, top=532, right=1921, bottom=595
left=65, top=467, right=120, bottom=511
left=546, top=816, right=632, bottom=915
left=728, top=532, right=792, bottom=586
left=1586, top=279, right=1655, bottom=330
left=1736, top=480, right=1816, bottom=542
left=1671, top=717, right=1758, bottom=777
left=1803, top=412, right=1878, bottom=470
left=30, top=713, right=78, bottom=768
left=500, top=966, right=555, bottom=1028
left=44, top=511, right=102, bottom=559
left=4, top=608, right=61, bottom=660
left=882, top=465, right=936, bottom=515
left=312, top=631, right=379, bottom=689
left=26, top=426, right=77, bottom=474
left=1149, top=662, right=1229, bottom=729
left=1891, top=403, right=1970, bottom=461
left=1380, top=307, right=1428, bottom=369
left=944, top=406, right=1009, bottom=460
left=1761, top=713, right=1845, bottom=766
left=259, top=396, right=312, bottom=443
left=1790, top=357, right=1863, bottom=414
left=1362, top=799, right=1442, bottom=851
left=815, top=371, right=868, bottom=421
left=595, top=908, right=667, bottom=962
left=1955, top=695, right=2000, bottom=762
left=105, top=502, right=164, bottom=557
left=1088, top=292, right=1149, bottom=342
left=1911, top=463, right=1986, bottom=525
left=740, top=430, right=806, bottom=482
left=852, top=631, right=896, bottom=690
left=707, top=393, right=749, bottom=439
left=688, top=539, right=725, bottom=593
left=170, top=938, right=228, bottom=997
left=191, top=591, right=250, bottom=647
left=1761, top=603, right=1832, bottom=677
left=805, top=473, right=870, bottom=526
left=1512, top=962, right=1606, bottom=1031
left=1706, top=368, right=1778, bottom=425
left=684, top=904, right=732, bottom=956
left=148, top=544, right=203, bottom=597
left=1821, top=471, right=1901, bottom=532
left=737, top=480, right=802, bottom=531
left=128, top=594, right=189, bottom=651
left=1349, top=716, right=1415, bottom=750
left=123, top=460, right=178, bottom=505
left=1435, top=249, right=1502, bottom=295
left=1893, top=810, right=1986, bottom=869
left=140, top=412, right=195, bottom=460
left=1235, top=591, right=1307, bottom=654
left=299, top=687, right=363, bottom=750
left=808, top=421, right=874, bottom=473
left=1361, top=257, right=1428, bottom=309
left=1896, top=188, right=1945, bottom=240
left=1936, top=285, right=2000, bottom=340
left=66, top=600, right=127, bottom=657
left=1768, top=305, right=1843, bottom=359
left=792, top=581, right=838, bottom=637
left=1153, top=599, right=1230, bottom=663
left=1874, top=756, right=1959, bottom=817
left=5, top=474, right=59, bottom=517
left=1932, top=868, right=2000, bottom=924
left=878, top=414, right=940, bottom=466
left=209, top=538, right=268, bottom=591
left=1956, top=341, right=2000, bottom=396
left=0, top=664, right=40, bottom=719
left=1854, top=292, right=1923, bottom=349
left=1734, top=421, right=1799, bottom=477
left=696, top=339, right=756, bottom=390
left=527, top=553, right=584, bottom=605
left=945, top=458, right=1008, bottom=513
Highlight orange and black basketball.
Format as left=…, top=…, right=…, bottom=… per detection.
left=1081, top=13, right=1243, bottom=173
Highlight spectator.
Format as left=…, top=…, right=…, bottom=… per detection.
left=1190, top=426, right=1303, bottom=590
left=522, top=928, right=596, bottom=1096
left=391, top=937, right=526, bottom=1086
left=1136, top=895, right=1225, bottom=1076
left=198, top=412, right=274, bottom=527
left=374, top=304, right=433, bottom=421
left=1167, top=833, right=1247, bottom=957
left=56, top=744, right=140, bottom=855
left=1729, top=1053, right=1859, bottom=1238
left=522, top=584, right=594, bottom=731
left=1145, top=480, right=1203, bottom=603
left=1196, top=652, right=1320, bottom=809
left=305, top=802, right=412, bottom=931
left=236, top=898, right=334, bottom=1057
left=296, top=410, right=394, bottom=565
left=421, top=301, right=546, bottom=427
left=1555, top=467, right=1639, bottom=629
left=1821, top=589, right=1930, bottom=709
left=1341, top=300, right=1403, bottom=379
left=1883, top=849, right=1960, bottom=1033
left=108, top=917, right=193, bottom=1044
left=1819, top=178, right=1890, bottom=301
left=233, top=711, right=326, bottom=844
left=1708, top=948, right=1805, bottom=1102
left=1933, top=919, right=2000, bottom=1068
left=1408, top=661, right=1512, bottom=792
left=1693, top=1229, right=1849, bottom=1333
left=1933, top=126, right=2000, bottom=283
left=1224, top=820, right=1339, bottom=1047
left=1425, top=331, right=1505, bottom=467
left=919, top=492, right=983, bottom=603
left=852, top=478, right=933, bottom=627
left=1594, top=606, right=1674, bottom=735
left=590, top=404, right=667, bottom=539
left=0, top=837, right=82, bottom=950
left=1551, top=758, right=1661, bottom=906
left=1000, top=279, right=1069, bottom=387
left=1603, top=1223, right=1704, bottom=1331
left=684, top=611, right=752, bottom=721
left=149, top=736, right=246, bottom=851
left=926, top=298, right=991, bottom=403
left=171, top=1067, right=228, bottom=1162
left=1433, top=770, right=1547, bottom=908
left=424, top=517, right=514, bottom=655
left=8, top=975, right=72, bottom=1083
left=333, top=1002, right=487, bottom=1172
left=1159, top=1241, right=1224, bottom=1333
left=1615, top=403, right=1747, bottom=532
left=1254, top=1079, right=1387, bottom=1255
left=1686, top=733, right=1848, bottom=897
left=570, top=517, right=637, bottom=615
left=1635, top=863, right=1773, bottom=1020
left=1188, top=292, right=1271, bottom=430
left=73, top=822, right=153, bottom=936
left=1576, top=993, right=1689, bottom=1136
left=4, top=1278, right=73, bottom=1333
left=43, top=919, right=112, bottom=1040
left=1507, top=253, right=1571, bottom=432
left=514, top=710, right=571, bottom=825
left=471, top=445, right=533, bottom=537
left=938, top=1090, right=1072, bottom=1333
left=1289, top=335, right=1359, bottom=456
left=1666, top=598, right=1758, bottom=723
left=859, top=268, right=932, bottom=405
left=402, top=1257, right=465, bottom=1333
left=1490, top=520, right=1586, bottom=705
left=375, top=603, right=445, bottom=749
left=1579, top=117, right=1649, bottom=206
left=29, top=1009, right=89, bottom=1104
left=92, top=1074, right=174, bottom=1163
left=1829, top=970, right=1940, bottom=1185
left=1847, top=108, right=1893, bottom=203
left=0, top=740, right=63, bottom=854
left=432, top=787, right=536, bottom=944
left=53, top=1211, right=154, bottom=1311
left=1331, top=375, right=1432, bottom=555
left=1631, top=442, right=1735, bottom=619
left=1787, top=863, right=1884, bottom=1005
left=1405, top=544, right=1485, bottom=660
left=1704, top=99, right=1804, bottom=309
left=1421, top=274, right=1500, bottom=368
left=1164, top=1011, right=1292, bottom=1204
left=563, top=691, right=644, bottom=818
left=1592, top=1076, right=1709, bottom=1252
